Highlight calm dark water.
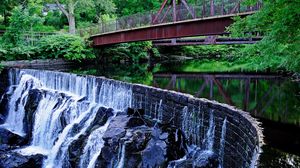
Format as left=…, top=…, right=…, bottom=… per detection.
left=65, top=62, right=300, bottom=167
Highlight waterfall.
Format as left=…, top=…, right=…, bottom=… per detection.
left=203, top=111, right=215, bottom=151
left=181, top=106, right=202, bottom=146
left=219, top=118, right=227, bottom=168
left=79, top=116, right=113, bottom=168
left=44, top=103, right=101, bottom=168
left=1, top=69, right=133, bottom=168
left=116, top=142, right=126, bottom=168
left=31, top=91, right=84, bottom=150
left=0, top=68, right=259, bottom=168
left=156, top=99, right=163, bottom=121
left=1, top=74, right=42, bottom=136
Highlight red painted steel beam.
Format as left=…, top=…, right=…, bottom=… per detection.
left=92, top=12, right=253, bottom=47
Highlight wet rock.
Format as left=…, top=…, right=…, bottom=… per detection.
left=23, top=89, right=43, bottom=141
left=96, top=112, right=189, bottom=168
left=88, top=107, right=114, bottom=132
left=0, top=144, right=12, bottom=152
left=127, top=117, right=145, bottom=128
left=0, top=151, right=44, bottom=168
left=102, top=115, right=129, bottom=142
left=0, top=128, right=26, bottom=146
left=168, top=149, right=219, bottom=168
left=126, top=108, right=145, bottom=117
left=0, top=94, right=10, bottom=124
left=68, top=107, right=114, bottom=167
left=141, top=138, right=167, bottom=167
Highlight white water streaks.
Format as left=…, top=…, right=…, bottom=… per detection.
left=182, top=107, right=216, bottom=151
left=43, top=103, right=100, bottom=168
left=1, top=74, right=42, bottom=136
left=79, top=116, right=114, bottom=168
left=3, top=69, right=133, bottom=168
left=219, top=118, right=227, bottom=168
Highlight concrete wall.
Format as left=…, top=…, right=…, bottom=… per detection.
left=1, top=59, right=75, bottom=70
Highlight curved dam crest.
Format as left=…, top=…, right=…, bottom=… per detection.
left=0, top=68, right=263, bottom=168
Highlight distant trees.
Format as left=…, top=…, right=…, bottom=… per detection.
left=0, top=0, right=22, bottom=26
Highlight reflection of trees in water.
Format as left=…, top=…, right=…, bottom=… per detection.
left=70, top=63, right=153, bottom=85
left=153, top=73, right=300, bottom=126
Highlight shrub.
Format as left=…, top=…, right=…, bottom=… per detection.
left=98, top=41, right=153, bottom=63
left=37, top=34, right=95, bottom=61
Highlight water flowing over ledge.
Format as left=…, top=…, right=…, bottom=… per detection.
left=0, top=68, right=263, bottom=168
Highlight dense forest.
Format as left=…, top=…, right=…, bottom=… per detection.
left=0, top=0, right=299, bottom=74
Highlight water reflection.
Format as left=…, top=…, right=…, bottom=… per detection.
left=153, top=73, right=300, bottom=126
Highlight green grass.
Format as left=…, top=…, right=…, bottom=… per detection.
left=158, top=59, right=257, bottom=73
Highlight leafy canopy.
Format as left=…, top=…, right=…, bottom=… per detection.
left=229, top=0, right=300, bottom=72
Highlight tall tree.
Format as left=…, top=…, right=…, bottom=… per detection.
left=54, top=0, right=79, bottom=34
left=54, top=0, right=115, bottom=34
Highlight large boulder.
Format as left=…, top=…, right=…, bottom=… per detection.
left=0, top=128, right=26, bottom=146
left=0, top=151, right=44, bottom=168
left=95, top=109, right=188, bottom=168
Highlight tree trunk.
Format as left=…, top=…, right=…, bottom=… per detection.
left=68, top=3, right=76, bottom=34
left=68, top=14, right=76, bottom=34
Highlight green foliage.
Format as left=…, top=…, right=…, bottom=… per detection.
left=98, top=41, right=152, bottom=63
left=1, top=34, right=94, bottom=62
left=158, top=45, right=243, bottom=58
left=37, top=34, right=95, bottom=61
left=3, top=6, right=44, bottom=45
left=229, top=0, right=300, bottom=73
left=44, top=11, right=68, bottom=29
left=113, top=0, right=161, bottom=16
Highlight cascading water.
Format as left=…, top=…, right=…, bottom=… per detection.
left=156, top=99, right=163, bottom=121
left=179, top=106, right=228, bottom=168
left=1, top=74, right=42, bottom=136
left=219, top=118, right=227, bottom=168
left=79, top=117, right=113, bottom=168
left=1, top=69, right=133, bottom=168
left=204, top=111, right=215, bottom=151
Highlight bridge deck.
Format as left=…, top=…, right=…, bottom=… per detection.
left=92, top=12, right=254, bottom=46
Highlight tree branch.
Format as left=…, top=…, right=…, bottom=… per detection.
left=74, top=0, right=79, bottom=7
left=55, top=0, right=69, bottom=18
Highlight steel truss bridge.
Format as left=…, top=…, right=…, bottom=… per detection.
left=85, top=0, right=262, bottom=46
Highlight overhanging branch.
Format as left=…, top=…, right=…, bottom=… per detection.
left=55, top=0, right=69, bottom=19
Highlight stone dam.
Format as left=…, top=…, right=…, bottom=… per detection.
left=0, top=68, right=263, bottom=168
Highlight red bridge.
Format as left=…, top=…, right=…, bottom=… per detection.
left=87, top=0, right=262, bottom=47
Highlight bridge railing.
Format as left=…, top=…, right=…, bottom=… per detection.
left=78, top=1, right=262, bottom=37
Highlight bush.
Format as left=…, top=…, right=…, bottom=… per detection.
left=98, top=41, right=153, bottom=63
left=0, top=34, right=95, bottom=62
left=7, top=45, right=39, bottom=60
left=37, top=34, right=95, bottom=61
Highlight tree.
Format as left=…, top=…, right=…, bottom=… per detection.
left=54, top=0, right=115, bottom=34
left=94, top=0, right=116, bottom=23
left=0, top=0, right=23, bottom=26
left=3, top=5, right=44, bottom=45
left=229, top=0, right=300, bottom=72
left=113, top=0, right=161, bottom=16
